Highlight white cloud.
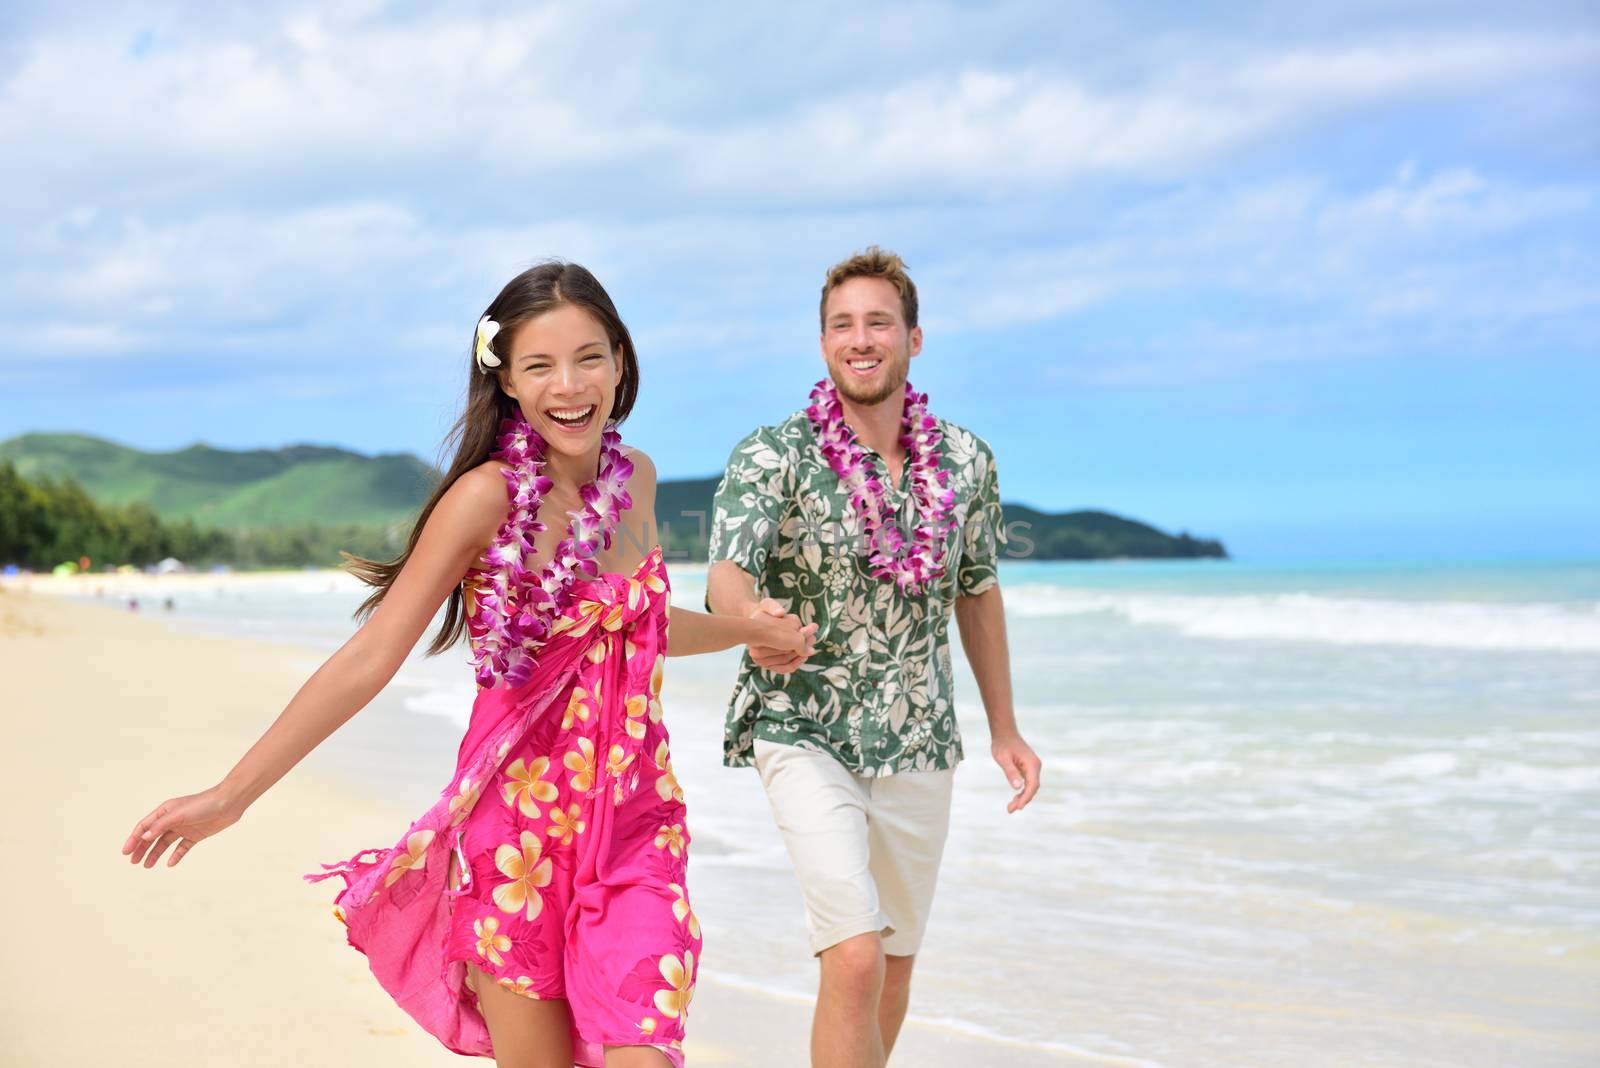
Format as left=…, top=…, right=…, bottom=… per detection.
left=0, top=3, right=1594, bottom=397
left=3, top=321, right=147, bottom=355
left=2, top=201, right=432, bottom=339
left=934, top=166, right=1600, bottom=378
left=675, top=32, right=1600, bottom=199
left=1317, top=165, right=1595, bottom=237
left=2, top=7, right=1593, bottom=216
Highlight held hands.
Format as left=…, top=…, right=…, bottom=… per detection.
left=747, top=597, right=817, bottom=674
left=122, top=786, right=243, bottom=869
left=992, top=732, right=1042, bottom=814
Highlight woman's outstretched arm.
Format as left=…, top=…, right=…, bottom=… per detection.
left=665, top=602, right=814, bottom=660
left=122, top=464, right=508, bottom=869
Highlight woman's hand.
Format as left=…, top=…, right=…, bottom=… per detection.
left=122, top=786, right=244, bottom=869
left=118, top=464, right=508, bottom=873
left=749, top=601, right=817, bottom=674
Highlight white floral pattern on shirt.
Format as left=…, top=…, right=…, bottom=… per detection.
left=708, top=410, right=1005, bottom=777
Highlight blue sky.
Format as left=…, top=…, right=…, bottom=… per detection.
left=1, top=1, right=1596, bottom=559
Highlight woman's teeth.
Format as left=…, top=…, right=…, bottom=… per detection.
left=546, top=405, right=596, bottom=430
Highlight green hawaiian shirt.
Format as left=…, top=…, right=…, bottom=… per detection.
left=707, top=409, right=1006, bottom=777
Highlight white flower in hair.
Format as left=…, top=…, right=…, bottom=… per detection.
left=475, top=315, right=502, bottom=372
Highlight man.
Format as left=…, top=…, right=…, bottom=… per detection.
left=705, top=247, right=1042, bottom=1067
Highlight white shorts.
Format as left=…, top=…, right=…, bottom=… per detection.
left=753, top=738, right=955, bottom=957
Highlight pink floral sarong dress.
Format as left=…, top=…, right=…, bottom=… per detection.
left=310, top=545, right=701, bottom=1065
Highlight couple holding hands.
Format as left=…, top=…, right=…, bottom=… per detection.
left=124, top=247, right=1042, bottom=1067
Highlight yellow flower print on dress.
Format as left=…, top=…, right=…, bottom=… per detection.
left=474, top=916, right=512, bottom=967
left=606, top=743, right=636, bottom=779
left=649, top=654, right=665, bottom=723
left=564, top=736, right=597, bottom=791
left=496, top=976, right=541, bottom=999
left=546, top=802, right=587, bottom=847
left=654, top=741, right=684, bottom=804
left=638, top=1017, right=658, bottom=1037
left=461, top=572, right=484, bottom=620
left=575, top=600, right=606, bottom=632
left=561, top=686, right=594, bottom=730
left=653, top=823, right=686, bottom=858
left=501, top=757, right=558, bottom=818
left=492, top=831, right=553, bottom=921
left=668, top=882, right=700, bottom=939
left=448, top=777, right=481, bottom=826
left=653, top=949, right=695, bottom=1019
left=384, top=830, right=435, bottom=887
left=551, top=599, right=605, bottom=640
left=624, top=694, right=649, bottom=740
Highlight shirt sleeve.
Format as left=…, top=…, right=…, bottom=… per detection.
left=956, top=438, right=1005, bottom=597
left=707, top=426, right=791, bottom=603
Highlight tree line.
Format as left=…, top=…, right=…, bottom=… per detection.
left=2, top=461, right=1226, bottom=571
left=0, top=462, right=406, bottom=570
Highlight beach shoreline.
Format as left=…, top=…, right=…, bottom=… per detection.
left=1, top=582, right=1082, bottom=1066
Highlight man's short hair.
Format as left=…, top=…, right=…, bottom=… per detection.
left=819, top=246, right=919, bottom=331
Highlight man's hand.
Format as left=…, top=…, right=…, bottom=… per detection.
left=748, top=597, right=815, bottom=674
left=992, top=731, right=1042, bottom=814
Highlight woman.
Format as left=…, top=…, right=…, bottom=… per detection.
left=123, top=261, right=815, bottom=1067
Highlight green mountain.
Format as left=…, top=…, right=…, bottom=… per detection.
left=1001, top=504, right=1226, bottom=560
left=0, top=433, right=1226, bottom=562
left=0, top=433, right=435, bottom=528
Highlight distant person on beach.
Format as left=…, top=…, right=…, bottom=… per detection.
left=706, top=247, right=1042, bottom=1067
left=124, top=261, right=816, bottom=1068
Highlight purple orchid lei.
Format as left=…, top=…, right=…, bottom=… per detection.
left=805, top=377, right=957, bottom=596
left=467, top=411, right=634, bottom=689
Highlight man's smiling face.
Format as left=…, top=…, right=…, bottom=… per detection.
left=819, top=275, right=922, bottom=406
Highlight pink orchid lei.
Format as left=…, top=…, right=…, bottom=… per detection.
left=467, top=412, right=634, bottom=688
left=806, top=377, right=957, bottom=596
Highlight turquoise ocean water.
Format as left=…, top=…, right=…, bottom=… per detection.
left=150, top=558, right=1600, bottom=1067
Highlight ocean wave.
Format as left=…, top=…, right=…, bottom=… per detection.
left=402, top=683, right=476, bottom=727
left=1005, top=586, right=1600, bottom=651
left=696, top=971, right=1173, bottom=1067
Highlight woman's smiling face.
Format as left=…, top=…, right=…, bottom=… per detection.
left=499, top=303, right=623, bottom=457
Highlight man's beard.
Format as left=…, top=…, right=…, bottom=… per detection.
left=832, top=353, right=909, bottom=406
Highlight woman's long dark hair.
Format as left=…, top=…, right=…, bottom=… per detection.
left=345, top=260, right=641, bottom=654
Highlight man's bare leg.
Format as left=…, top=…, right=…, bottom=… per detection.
left=814, top=931, right=887, bottom=1068
left=879, top=953, right=916, bottom=1056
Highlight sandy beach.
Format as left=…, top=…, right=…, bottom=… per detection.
left=0, top=580, right=1084, bottom=1067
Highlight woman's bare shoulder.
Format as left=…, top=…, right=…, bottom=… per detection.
left=431, top=461, right=510, bottom=541
left=619, top=447, right=657, bottom=522
left=620, top=447, right=656, bottom=496
left=622, top=446, right=656, bottom=481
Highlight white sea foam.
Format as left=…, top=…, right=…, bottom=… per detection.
left=143, top=559, right=1600, bottom=1065
left=699, top=971, right=1175, bottom=1068
left=1006, top=585, right=1600, bottom=651
left=402, top=683, right=477, bottom=728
